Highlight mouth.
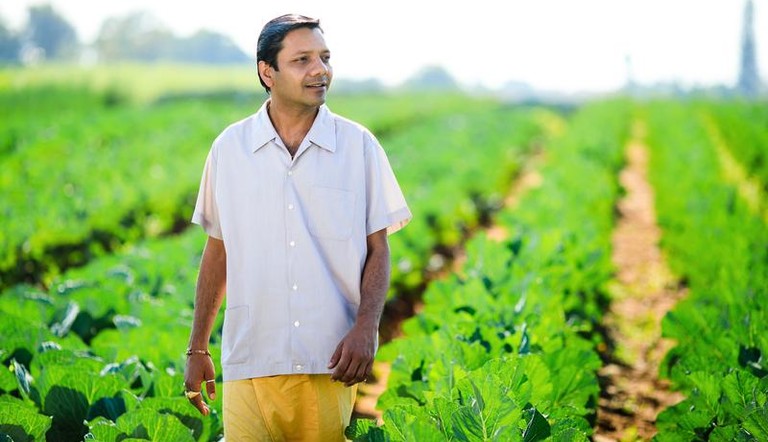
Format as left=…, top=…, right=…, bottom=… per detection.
left=305, top=79, right=328, bottom=89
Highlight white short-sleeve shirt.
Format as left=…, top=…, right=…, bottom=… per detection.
left=192, top=100, right=411, bottom=381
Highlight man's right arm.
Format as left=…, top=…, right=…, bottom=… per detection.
left=184, top=236, right=227, bottom=416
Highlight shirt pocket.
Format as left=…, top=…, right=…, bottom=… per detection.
left=222, top=305, right=250, bottom=365
left=308, top=187, right=356, bottom=241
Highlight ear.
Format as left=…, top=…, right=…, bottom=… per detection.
left=258, top=61, right=275, bottom=89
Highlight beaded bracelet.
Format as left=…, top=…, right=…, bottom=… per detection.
left=186, top=348, right=211, bottom=357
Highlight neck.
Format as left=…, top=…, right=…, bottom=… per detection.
left=267, top=99, right=319, bottom=133
left=266, top=100, right=319, bottom=156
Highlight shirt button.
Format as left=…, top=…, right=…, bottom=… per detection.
left=295, top=364, right=303, bottom=371
left=294, top=320, right=300, bottom=327
left=289, top=240, right=296, bottom=247
left=287, top=170, right=293, bottom=176
left=288, top=204, right=294, bottom=210
left=292, top=284, right=298, bottom=291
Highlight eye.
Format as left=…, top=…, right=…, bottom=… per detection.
left=322, top=54, right=331, bottom=63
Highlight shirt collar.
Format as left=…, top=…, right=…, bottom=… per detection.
left=252, top=99, right=336, bottom=153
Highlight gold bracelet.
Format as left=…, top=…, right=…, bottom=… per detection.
left=186, top=348, right=211, bottom=357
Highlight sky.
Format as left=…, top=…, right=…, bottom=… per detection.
left=1, top=0, right=766, bottom=94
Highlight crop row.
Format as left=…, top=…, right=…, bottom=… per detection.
left=0, top=87, right=118, bottom=158
left=644, top=102, right=768, bottom=441
left=704, top=100, right=768, bottom=191
left=0, top=228, right=219, bottom=441
left=0, top=90, right=251, bottom=289
left=0, top=88, right=494, bottom=290
left=0, top=104, right=546, bottom=441
left=384, top=107, right=544, bottom=294
left=349, top=100, right=631, bottom=440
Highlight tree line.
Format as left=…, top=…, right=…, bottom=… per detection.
left=0, top=4, right=249, bottom=64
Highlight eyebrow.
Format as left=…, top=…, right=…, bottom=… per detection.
left=290, top=49, right=330, bottom=56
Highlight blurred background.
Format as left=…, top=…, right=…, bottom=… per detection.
left=0, top=0, right=765, bottom=98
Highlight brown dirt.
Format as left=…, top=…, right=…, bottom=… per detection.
left=594, top=123, right=687, bottom=441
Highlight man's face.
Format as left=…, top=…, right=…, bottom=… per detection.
left=262, top=27, right=333, bottom=109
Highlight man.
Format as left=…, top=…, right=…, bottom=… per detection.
left=183, top=14, right=411, bottom=441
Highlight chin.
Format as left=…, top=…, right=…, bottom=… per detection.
left=311, top=94, right=328, bottom=106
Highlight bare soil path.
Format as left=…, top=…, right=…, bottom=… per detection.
left=594, top=122, right=687, bottom=441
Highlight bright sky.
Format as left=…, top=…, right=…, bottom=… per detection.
left=1, top=0, right=766, bottom=93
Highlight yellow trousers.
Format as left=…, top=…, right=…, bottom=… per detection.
left=223, top=375, right=357, bottom=441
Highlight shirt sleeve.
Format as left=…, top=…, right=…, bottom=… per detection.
left=191, top=145, right=223, bottom=239
left=364, top=132, right=412, bottom=236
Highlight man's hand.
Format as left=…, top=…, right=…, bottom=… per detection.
left=184, top=354, right=217, bottom=416
left=328, top=229, right=389, bottom=387
left=328, top=324, right=377, bottom=387
left=184, top=236, right=225, bottom=416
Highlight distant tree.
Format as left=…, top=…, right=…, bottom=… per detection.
left=25, top=4, right=78, bottom=60
left=96, top=13, right=248, bottom=64
left=500, top=80, right=535, bottom=101
left=402, top=65, right=459, bottom=91
left=0, top=19, right=21, bottom=63
left=95, top=11, right=174, bottom=61
left=171, top=30, right=249, bottom=64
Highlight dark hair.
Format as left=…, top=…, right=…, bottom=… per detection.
left=257, top=14, right=323, bottom=93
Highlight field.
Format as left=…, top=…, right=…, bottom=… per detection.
left=0, top=65, right=767, bottom=442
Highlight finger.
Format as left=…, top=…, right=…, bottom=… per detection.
left=327, top=343, right=343, bottom=369
left=363, top=361, right=374, bottom=383
left=205, top=378, right=216, bottom=401
left=331, top=347, right=351, bottom=381
left=346, top=360, right=369, bottom=387
left=187, top=391, right=210, bottom=416
left=341, top=359, right=361, bottom=386
left=346, top=357, right=373, bottom=387
left=339, top=341, right=374, bottom=385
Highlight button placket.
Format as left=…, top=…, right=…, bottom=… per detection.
left=286, top=165, right=301, bottom=351
left=285, top=164, right=299, bottom=266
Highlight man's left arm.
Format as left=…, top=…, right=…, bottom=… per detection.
left=328, top=228, right=390, bottom=386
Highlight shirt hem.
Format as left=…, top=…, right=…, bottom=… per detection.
left=223, top=363, right=334, bottom=382
left=367, top=206, right=412, bottom=236
left=191, top=215, right=223, bottom=239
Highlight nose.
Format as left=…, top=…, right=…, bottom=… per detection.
left=311, top=57, right=329, bottom=77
